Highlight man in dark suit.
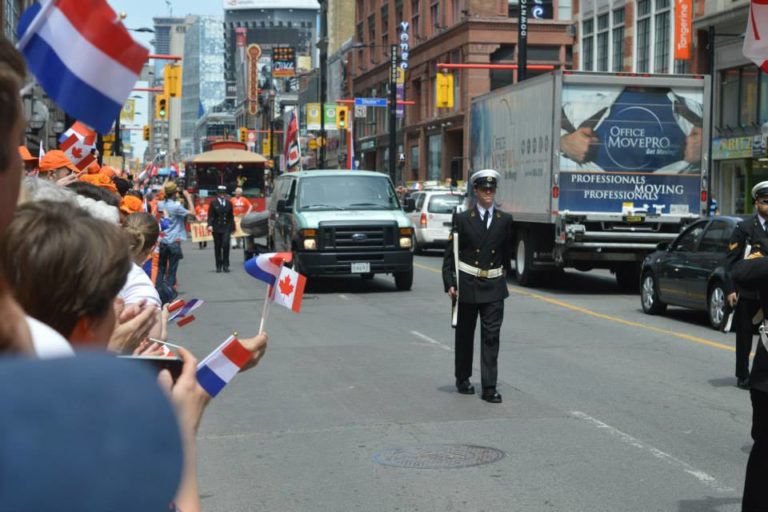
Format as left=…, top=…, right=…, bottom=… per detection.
left=727, top=181, right=768, bottom=511
left=207, top=185, right=235, bottom=273
left=442, top=169, right=514, bottom=403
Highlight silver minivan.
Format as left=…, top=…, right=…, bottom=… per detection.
left=268, top=170, right=415, bottom=290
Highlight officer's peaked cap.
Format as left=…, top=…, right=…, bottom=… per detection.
left=471, top=169, right=500, bottom=188
left=753, top=181, right=768, bottom=199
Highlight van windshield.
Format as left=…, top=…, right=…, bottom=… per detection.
left=297, top=175, right=400, bottom=211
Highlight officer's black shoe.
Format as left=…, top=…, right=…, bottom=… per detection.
left=481, top=389, right=502, bottom=403
left=223, top=267, right=230, bottom=273
left=737, top=377, right=751, bottom=390
left=216, top=267, right=222, bottom=273
left=456, top=380, right=475, bottom=395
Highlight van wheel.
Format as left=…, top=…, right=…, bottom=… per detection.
left=394, top=269, right=413, bottom=291
left=515, top=232, right=537, bottom=287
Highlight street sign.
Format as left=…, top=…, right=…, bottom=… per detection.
left=354, top=97, right=387, bottom=108
left=354, top=105, right=367, bottom=118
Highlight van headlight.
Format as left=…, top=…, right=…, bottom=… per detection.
left=301, top=229, right=317, bottom=250
left=399, top=227, right=413, bottom=249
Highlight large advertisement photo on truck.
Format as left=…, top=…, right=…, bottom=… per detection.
left=558, top=84, right=704, bottom=215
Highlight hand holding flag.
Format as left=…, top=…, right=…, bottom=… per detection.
left=195, top=333, right=269, bottom=397
left=244, top=252, right=295, bottom=332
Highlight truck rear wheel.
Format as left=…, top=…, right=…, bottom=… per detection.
left=515, top=233, right=538, bottom=287
left=394, top=269, right=413, bottom=291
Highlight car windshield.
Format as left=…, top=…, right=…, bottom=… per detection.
left=297, top=175, right=400, bottom=211
left=428, top=194, right=463, bottom=214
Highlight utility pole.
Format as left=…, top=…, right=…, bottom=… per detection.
left=318, top=0, right=328, bottom=168
left=389, top=44, right=397, bottom=183
left=518, top=0, right=528, bottom=82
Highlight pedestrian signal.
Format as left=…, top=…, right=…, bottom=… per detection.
left=435, top=71, right=454, bottom=109
left=336, top=106, right=348, bottom=130
left=143, top=125, right=150, bottom=141
left=239, top=127, right=248, bottom=142
left=156, top=96, right=168, bottom=119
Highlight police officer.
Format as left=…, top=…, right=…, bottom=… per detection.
left=207, top=185, right=235, bottom=273
left=442, top=169, right=514, bottom=403
left=727, top=181, right=768, bottom=510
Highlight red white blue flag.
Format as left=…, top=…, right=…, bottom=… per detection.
left=17, top=0, right=149, bottom=133
left=196, top=336, right=251, bottom=397
left=244, top=252, right=293, bottom=287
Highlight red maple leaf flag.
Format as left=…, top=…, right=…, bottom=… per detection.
left=273, top=266, right=306, bottom=313
left=744, top=0, right=768, bottom=72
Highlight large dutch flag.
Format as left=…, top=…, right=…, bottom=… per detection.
left=16, top=0, right=149, bottom=134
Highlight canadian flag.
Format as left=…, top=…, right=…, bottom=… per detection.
left=273, top=265, right=306, bottom=313
left=284, top=110, right=301, bottom=172
left=58, top=121, right=97, bottom=170
left=744, top=0, right=768, bottom=72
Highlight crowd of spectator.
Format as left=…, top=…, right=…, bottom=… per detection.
left=0, top=35, right=268, bottom=511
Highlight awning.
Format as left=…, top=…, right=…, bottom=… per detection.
left=190, top=149, right=267, bottom=164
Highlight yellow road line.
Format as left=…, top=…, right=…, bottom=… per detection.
left=413, top=262, right=735, bottom=353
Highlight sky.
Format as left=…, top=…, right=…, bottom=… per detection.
left=107, top=0, right=224, bottom=161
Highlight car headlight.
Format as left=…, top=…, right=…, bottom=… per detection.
left=301, top=229, right=317, bottom=250
left=399, top=227, right=413, bottom=249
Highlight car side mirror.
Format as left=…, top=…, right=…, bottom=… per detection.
left=656, top=242, right=669, bottom=251
left=276, top=199, right=291, bottom=213
left=403, top=198, right=415, bottom=212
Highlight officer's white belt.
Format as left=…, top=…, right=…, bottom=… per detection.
left=458, top=262, right=504, bottom=279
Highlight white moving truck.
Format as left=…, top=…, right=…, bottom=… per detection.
left=469, top=71, right=711, bottom=289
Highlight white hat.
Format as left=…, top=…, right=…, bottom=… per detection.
left=471, top=169, right=501, bottom=188
left=217, top=185, right=227, bottom=192
left=753, top=181, right=768, bottom=199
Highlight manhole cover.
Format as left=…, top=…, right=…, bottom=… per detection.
left=372, top=444, right=505, bottom=469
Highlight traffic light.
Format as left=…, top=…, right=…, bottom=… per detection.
left=239, top=127, right=248, bottom=142
left=336, top=106, right=348, bottom=130
left=143, top=125, right=150, bottom=141
left=163, top=64, right=182, bottom=98
left=103, top=142, right=112, bottom=156
left=155, top=95, right=168, bottom=119
left=435, top=71, right=454, bottom=109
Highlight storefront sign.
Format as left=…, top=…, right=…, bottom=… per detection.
left=247, top=44, right=262, bottom=116
left=712, top=136, right=755, bottom=160
left=272, top=46, right=296, bottom=78
left=674, top=0, right=692, bottom=60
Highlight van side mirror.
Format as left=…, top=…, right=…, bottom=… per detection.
left=277, top=199, right=291, bottom=213
left=403, top=198, right=415, bottom=212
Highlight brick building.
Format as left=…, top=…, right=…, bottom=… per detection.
left=351, top=0, right=575, bottom=183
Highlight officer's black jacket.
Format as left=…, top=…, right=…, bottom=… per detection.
left=727, top=213, right=768, bottom=391
left=442, top=206, right=514, bottom=304
left=207, top=198, right=235, bottom=234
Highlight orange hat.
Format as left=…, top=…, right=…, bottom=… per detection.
left=119, top=195, right=144, bottom=215
left=79, top=172, right=118, bottom=195
left=100, top=165, right=117, bottom=178
left=39, top=150, right=77, bottom=173
left=86, top=161, right=101, bottom=174
left=18, top=146, right=37, bottom=163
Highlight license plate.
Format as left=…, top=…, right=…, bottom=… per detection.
left=351, top=262, right=370, bottom=273
left=624, top=215, right=644, bottom=223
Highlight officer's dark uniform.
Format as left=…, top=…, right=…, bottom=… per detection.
left=727, top=182, right=768, bottom=511
left=207, top=188, right=235, bottom=273
left=727, top=216, right=763, bottom=389
left=442, top=173, right=514, bottom=403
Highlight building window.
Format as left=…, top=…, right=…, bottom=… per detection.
left=720, top=68, right=739, bottom=129
left=635, top=0, right=673, bottom=73
left=431, top=1, right=440, bottom=31
left=636, top=0, right=651, bottom=72
left=596, top=13, right=609, bottom=71
left=368, top=14, right=376, bottom=48
left=412, top=0, right=420, bottom=39
left=653, top=0, right=671, bottom=73
left=428, top=134, right=441, bottom=180
left=558, top=0, right=572, bottom=21
left=612, top=7, right=624, bottom=71
left=582, top=19, right=594, bottom=71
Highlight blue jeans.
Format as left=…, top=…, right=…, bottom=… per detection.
left=158, top=242, right=182, bottom=288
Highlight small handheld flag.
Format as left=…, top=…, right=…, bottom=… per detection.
left=244, top=252, right=293, bottom=286
left=196, top=336, right=251, bottom=397
left=273, top=266, right=307, bottom=313
left=168, top=298, right=204, bottom=327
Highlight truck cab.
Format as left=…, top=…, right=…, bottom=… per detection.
left=268, top=170, right=415, bottom=290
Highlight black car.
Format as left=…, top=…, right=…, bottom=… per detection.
left=640, top=215, right=745, bottom=330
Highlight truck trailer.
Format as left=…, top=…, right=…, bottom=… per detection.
left=469, top=70, right=711, bottom=289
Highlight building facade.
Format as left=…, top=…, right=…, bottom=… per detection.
left=181, top=15, right=226, bottom=158
left=352, top=0, right=575, bottom=184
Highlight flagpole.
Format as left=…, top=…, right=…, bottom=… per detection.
left=258, top=286, right=271, bottom=333
left=16, top=0, right=58, bottom=51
